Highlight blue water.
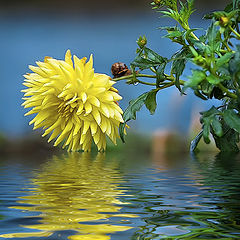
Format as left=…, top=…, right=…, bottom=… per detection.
left=0, top=12, right=219, bottom=136
left=0, top=151, right=240, bottom=239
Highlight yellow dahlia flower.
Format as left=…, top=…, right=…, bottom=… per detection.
left=22, top=50, right=124, bottom=151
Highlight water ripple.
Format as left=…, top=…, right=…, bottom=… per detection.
left=0, top=152, right=240, bottom=239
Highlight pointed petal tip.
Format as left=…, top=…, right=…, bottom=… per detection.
left=24, top=111, right=32, bottom=116
left=44, top=56, right=52, bottom=62
left=66, top=49, right=71, bottom=56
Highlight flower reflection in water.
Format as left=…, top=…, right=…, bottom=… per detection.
left=0, top=153, right=137, bottom=240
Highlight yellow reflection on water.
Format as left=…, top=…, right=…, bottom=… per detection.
left=0, top=153, right=137, bottom=240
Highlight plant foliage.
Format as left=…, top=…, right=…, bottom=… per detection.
left=116, top=0, right=240, bottom=152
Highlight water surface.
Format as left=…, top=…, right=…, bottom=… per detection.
left=0, top=151, right=240, bottom=239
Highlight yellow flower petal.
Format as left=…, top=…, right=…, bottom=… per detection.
left=22, top=50, right=124, bottom=151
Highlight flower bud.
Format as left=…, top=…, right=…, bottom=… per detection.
left=111, top=62, right=131, bottom=78
left=137, top=35, right=147, bottom=48
left=219, top=16, right=229, bottom=27
left=154, top=0, right=162, bottom=4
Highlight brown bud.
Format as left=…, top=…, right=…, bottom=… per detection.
left=111, top=62, right=131, bottom=78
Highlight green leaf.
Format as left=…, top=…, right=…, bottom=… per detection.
left=201, top=81, right=214, bottom=96
left=156, top=62, right=167, bottom=86
left=119, top=123, right=126, bottom=143
left=206, top=23, right=221, bottom=52
left=224, top=3, right=233, bottom=12
left=183, top=28, right=199, bottom=44
left=212, top=117, right=223, bottom=137
left=184, top=69, right=206, bottom=90
left=227, top=9, right=240, bottom=20
left=190, top=130, right=203, bottom=152
left=172, top=57, right=185, bottom=90
left=200, top=106, right=223, bottom=143
left=165, top=30, right=182, bottom=38
left=144, top=90, right=158, bottom=115
left=171, top=47, right=190, bottom=91
left=162, top=26, right=185, bottom=45
left=216, top=52, right=233, bottom=68
left=223, top=109, right=240, bottom=133
left=202, top=122, right=211, bottom=144
left=200, top=106, right=220, bottom=118
left=131, top=56, right=159, bottom=70
left=233, top=0, right=240, bottom=9
left=214, top=126, right=239, bottom=152
left=179, top=0, right=195, bottom=23
left=203, top=13, right=214, bottom=20
left=229, top=45, right=240, bottom=76
left=123, top=92, right=149, bottom=122
left=160, top=9, right=180, bottom=22
left=206, top=74, right=221, bottom=84
left=131, top=47, right=167, bottom=70
left=144, top=47, right=166, bottom=63
left=119, top=92, right=149, bottom=142
left=155, top=0, right=178, bottom=10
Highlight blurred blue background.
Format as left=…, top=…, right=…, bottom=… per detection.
left=0, top=0, right=229, bottom=138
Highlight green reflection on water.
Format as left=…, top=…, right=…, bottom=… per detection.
left=132, top=152, right=240, bottom=239
left=0, top=152, right=137, bottom=240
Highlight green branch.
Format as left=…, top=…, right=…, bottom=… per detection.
left=113, top=73, right=186, bottom=88
left=229, top=25, right=240, bottom=39
left=137, top=80, right=156, bottom=86
left=218, top=83, right=237, bottom=99
left=157, top=82, right=175, bottom=90
left=113, top=74, right=156, bottom=82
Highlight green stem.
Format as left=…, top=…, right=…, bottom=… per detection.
left=113, top=73, right=187, bottom=91
left=137, top=79, right=156, bottom=86
left=222, top=41, right=232, bottom=52
left=181, top=23, right=207, bottom=50
left=218, top=83, right=237, bottom=99
left=113, top=74, right=156, bottom=82
left=157, top=82, right=175, bottom=90
left=229, top=25, right=240, bottom=39
left=190, top=31, right=200, bottom=41
left=150, top=67, right=156, bottom=73
left=181, top=23, right=200, bottom=41
left=165, top=74, right=186, bottom=85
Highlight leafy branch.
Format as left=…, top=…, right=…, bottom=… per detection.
left=115, top=0, right=240, bottom=152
